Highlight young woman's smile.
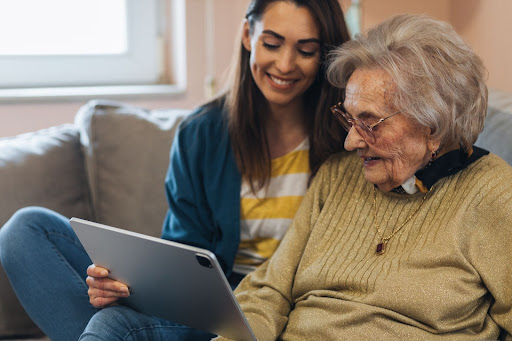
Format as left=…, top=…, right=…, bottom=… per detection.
left=266, top=73, right=297, bottom=90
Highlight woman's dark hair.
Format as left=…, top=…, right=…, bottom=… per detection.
left=215, top=0, right=350, bottom=190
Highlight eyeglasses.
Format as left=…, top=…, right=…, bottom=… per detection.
left=330, top=102, right=401, bottom=144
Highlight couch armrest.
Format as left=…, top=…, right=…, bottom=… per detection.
left=0, top=125, right=93, bottom=225
left=0, top=124, right=93, bottom=338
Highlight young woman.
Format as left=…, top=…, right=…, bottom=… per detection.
left=0, top=1, right=349, bottom=340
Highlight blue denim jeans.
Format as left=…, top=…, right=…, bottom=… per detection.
left=80, top=305, right=213, bottom=340
left=0, top=207, right=97, bottom=340
left=0, top=207, right=227, bottom=341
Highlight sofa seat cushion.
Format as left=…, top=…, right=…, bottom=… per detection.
left=75, top=100, right=187, bottom=237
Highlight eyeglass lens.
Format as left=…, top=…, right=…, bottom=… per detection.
left=332, top=106, right=376, bottom=144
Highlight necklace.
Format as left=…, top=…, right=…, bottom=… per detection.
left=373, top=186, right=430, bottom=255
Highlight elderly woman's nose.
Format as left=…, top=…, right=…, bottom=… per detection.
left=276, top=49, right=296, bottom=74
left=344, top=127, right=367, bottom=151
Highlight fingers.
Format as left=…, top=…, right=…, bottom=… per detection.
left=86, top=264, right=129, bottom=292
left=86, top=276, right=130, bottom=308
left=86, top=276, right=130, bottom=294
left=89, top=295, right=119, bottom=308
left=87, top=264, right=109, bottom=278
left=86, top=264, right=130, bottom=308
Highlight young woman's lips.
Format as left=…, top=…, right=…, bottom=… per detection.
left=266, top=73, right=297, bottom=90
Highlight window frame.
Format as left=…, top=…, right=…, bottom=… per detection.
left=0, top=0, right=186, bottom=102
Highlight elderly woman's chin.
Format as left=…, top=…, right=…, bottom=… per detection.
left=362, top=153, right=433, bottom=191
left=364, top=172, right=397, bottom=192
left=361, top=159, right=419, bottom=192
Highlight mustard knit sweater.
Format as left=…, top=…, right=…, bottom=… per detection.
left=221, top=151, right=512, bottom=341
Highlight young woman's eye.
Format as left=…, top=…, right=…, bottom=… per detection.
left=298, top=49, right=317, bottom=57
left=263, top=42, right=279, bottom=50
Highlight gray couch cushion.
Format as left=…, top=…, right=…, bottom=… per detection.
left=0, top=125, right=93, bottom=225
left=75, top=100, right=187, bottom=238
left=0, top=125, right=93, bottom=337
left=476, top=88, right=512, bottom=166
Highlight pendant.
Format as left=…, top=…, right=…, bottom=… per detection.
left=376, top=241, right=386, bottom=255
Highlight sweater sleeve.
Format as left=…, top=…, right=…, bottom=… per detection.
left=217, top=157, right=335, bottom=341
left=465, top=158, right=512, bottom=338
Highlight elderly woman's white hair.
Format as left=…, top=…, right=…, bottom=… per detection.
left=327, top=13, right=488, bottom=152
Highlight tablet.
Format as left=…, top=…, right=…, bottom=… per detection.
left=69, top=217, right=256, bottom=341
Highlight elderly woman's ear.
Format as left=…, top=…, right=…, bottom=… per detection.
left=425, top=127, right=441, bottom=153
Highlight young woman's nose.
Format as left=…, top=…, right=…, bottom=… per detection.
left=344, top=126, right=367, bottom=151
left=275, top=48, right=296, bottom=74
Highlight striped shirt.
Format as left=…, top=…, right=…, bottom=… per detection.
left=233, top=139, right=310, bottom=274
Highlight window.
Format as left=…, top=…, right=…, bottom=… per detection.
left=344, top=0, right=362, bottom=38
left=0, top=0, right=164, bottom=89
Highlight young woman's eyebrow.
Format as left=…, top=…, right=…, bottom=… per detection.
left=262, top=30, right=321, bottom=44
left=262, top=30, right=285, bottom=40
left=297, top=38, right=321, bottom=44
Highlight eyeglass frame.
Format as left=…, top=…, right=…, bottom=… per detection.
left=330, top=101, right=401, bottom=144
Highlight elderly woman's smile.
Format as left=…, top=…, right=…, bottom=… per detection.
left=343, top=68, right=438, bottom=192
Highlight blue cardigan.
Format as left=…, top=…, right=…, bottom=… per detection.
left=161, top=103, right=241, bottom=276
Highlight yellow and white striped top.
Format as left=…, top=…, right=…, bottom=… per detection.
left=233, top=139, right=310, bottom=275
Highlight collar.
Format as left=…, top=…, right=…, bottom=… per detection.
left=391, top=146, right=489, bottom=194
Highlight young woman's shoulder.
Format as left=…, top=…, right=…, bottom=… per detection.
left=179, top=99, right=228, bottom=132
left=173, top=98, right=231, bottom=149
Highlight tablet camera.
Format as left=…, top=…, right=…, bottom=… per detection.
left=195, top=254, right=213, bottom=268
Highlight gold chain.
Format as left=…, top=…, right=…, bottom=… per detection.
left=372, top=186, right=430, bottom=255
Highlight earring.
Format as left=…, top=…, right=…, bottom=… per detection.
left=431, top=150, right=438, bottom=160
left=427, top=149, right=439, bottom=167
left=428, top=149, right=438, bottom=166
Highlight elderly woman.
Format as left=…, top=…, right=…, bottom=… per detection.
left=216, top=14, right=512, bottom=340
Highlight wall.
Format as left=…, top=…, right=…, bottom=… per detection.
left=361, top=0, right=512, bottom=95
left=361, top=0, right=450, bottom=29
left=449, top=0, right=512, bottom=95
left=1, top=0, right=511, bottom=137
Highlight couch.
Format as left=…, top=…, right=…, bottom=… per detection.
left=1, top=89, right=512, bottom=340
left=0, top=100, right=187, bottom=340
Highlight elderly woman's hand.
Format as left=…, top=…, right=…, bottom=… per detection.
left=86, top=264, right=130, bottom=308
